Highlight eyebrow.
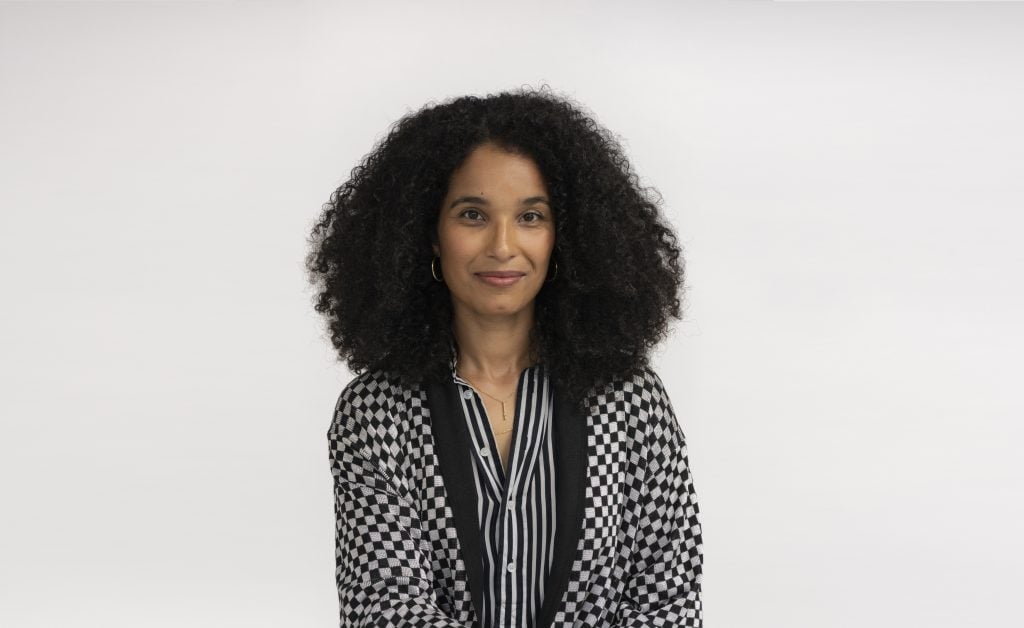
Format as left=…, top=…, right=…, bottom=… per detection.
left=448, top=195, right=550, bottom=210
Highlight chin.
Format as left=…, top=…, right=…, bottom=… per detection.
left=476, top=301, right=529, bottom=316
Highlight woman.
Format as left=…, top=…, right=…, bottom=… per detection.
left=306, top=86, right=703, bottom=628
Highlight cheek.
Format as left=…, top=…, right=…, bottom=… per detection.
left=438, top=232, right=475, bottom=279
left=445, top=242, right=475, bottom=266
left=534, top=235, right=556, bottom=260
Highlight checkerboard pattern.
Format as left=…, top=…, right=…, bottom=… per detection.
left=328, top=366, right=703, bottom=627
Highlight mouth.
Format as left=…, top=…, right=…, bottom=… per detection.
left=475, top=272, right=526, bottom=287
left=476, top=271, right=527, bottom=278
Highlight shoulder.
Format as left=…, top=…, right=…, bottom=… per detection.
left=332, top=368, right=397, bottom=413
left=595, top=365, right=685, bottom=449
left=588, top=364, right=674, bottom=414
left=630, top=365, right=675, bottom=412
left=327, top=368, right=419, bottom=482
left=328, top=368, right=415, bottom=443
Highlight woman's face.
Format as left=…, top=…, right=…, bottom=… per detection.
left=433, top=142, right=555, bottom=319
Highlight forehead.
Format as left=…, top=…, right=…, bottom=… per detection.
left=446, top=144, right=548, bottom=194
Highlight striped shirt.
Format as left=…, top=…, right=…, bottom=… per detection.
left=448, top=349, right=557, bottom=628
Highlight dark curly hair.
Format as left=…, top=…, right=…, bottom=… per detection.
left=305, top=84, right=687, bottom=413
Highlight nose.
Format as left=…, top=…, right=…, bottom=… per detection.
left=488, top=218, right=516, bottom=256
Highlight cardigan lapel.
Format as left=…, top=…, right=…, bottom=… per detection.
left=425, top=373, right=588, bottom=628
left=426, top=377, right=487, bottom=624
left=538, top=381, right=588, bottom=628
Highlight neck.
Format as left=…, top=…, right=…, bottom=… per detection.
left=452, top=314, right=537, bottom=383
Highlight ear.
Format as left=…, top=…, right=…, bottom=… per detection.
left=431, top=242, right=440, bottom=257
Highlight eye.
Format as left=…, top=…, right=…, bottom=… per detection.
left=457, top=209, right=546, bottom=223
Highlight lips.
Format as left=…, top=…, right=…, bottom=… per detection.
left=475, top=271, right=525, bottom=287
left=476, top=271, right=526, bottom=278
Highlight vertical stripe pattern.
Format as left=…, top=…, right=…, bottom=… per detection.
left=449, top=350, right=557, bottom=628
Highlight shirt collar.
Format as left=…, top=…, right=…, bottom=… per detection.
left=448, top=339, right=460, bottom=384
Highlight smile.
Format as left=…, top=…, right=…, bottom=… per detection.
left=475, top=273, right=524, bottom=287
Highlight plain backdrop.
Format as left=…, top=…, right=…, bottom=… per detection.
left=1, top=1, right=1021, bottom=627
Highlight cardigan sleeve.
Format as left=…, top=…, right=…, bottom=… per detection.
left=328, top=384, right=470, bottom=627
left=612, top=370, right=704, bottom=627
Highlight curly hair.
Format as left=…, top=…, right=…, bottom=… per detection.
left=305, top=84, right=687, bottom=413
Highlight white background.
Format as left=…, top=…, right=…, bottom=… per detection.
left=1, top=1, right=1021, bottom=626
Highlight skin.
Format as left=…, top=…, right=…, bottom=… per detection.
left=431, top=142, right=556, bottom=475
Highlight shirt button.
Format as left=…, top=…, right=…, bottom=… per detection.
left=506, top=500, right=514, bottom=510
left=507, top=562, right=515, bottom=572
left=479, top=447, right=489, bottom=457
left=462, top=389, right=474, bottom=399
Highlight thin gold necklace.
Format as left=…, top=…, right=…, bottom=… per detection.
left=457, top=370, right=516, bottom=435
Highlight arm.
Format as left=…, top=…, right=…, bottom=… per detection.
left=612, top=371, right=704, bottom=627
left=328, top=385, right=470, bottom=627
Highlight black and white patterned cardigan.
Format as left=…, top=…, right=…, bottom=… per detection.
left=327, top=365, right=704, bottom=627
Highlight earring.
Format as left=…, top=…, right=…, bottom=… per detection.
left=431, top=256, right=444, bottom=282
left=545, top=260, right=558, bottom=283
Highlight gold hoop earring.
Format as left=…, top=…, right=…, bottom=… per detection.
left=431, top=256, right=444, bottom=282
left=545, top=260, right=558, bottom=283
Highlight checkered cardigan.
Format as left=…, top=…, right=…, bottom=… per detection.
left=327, top=365, right=704, bottom=627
